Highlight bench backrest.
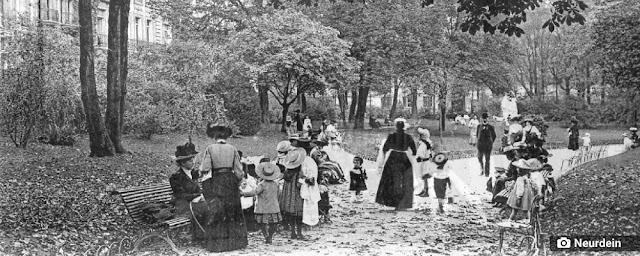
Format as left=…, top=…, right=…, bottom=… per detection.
left=115, top=183, right=173, bottom=224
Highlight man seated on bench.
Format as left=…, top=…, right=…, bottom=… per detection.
left=169, top=142, right=208, bottom=242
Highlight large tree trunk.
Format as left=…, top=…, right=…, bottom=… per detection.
left=553, top=74, right=560, bottom=102
left=106, top=0, right=130, bottom=154
left=564, top=77, right=571, bottom=96
left=585, top=62, right=591, bottom=104
left=348, top=89, right=357, bottom=122
left=389, top=78, right=400, bottom=119
left=79, top=0, right=114, bottom=157
left=337, top=89, right=347, bottom=125
left=354, top=86, right=369, bottom=129
left=280, top=103, right=290, bottom=133
left=300, top=93, right=307, bottom=113
left=259, top=85, right=270, bottom=123
left=439, top=72, right=449, bottom=132
left=411, top=87, right=418, bottom=118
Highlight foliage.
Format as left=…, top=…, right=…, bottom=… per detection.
left=0, top=25, right=83, bottom=148
left=593, top=0, right=640, bottom=124
left=305, top=97, right=338, bottom=121
left=148, top=0, right=262, bottom=41
left=121, top=43, right=235, bottom=138
left=219, top=84, right=262, bottom=135
left=368, top=106, right=386, bottom=119
left=476, top=97, right=502, bottom=118
left=518, top=96, right=604, bottom=128
left=457, top=0, right=588, bottom=36
left=224, top=9, right=361, bottom=131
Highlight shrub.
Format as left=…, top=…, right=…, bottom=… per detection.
left=367, top=106, right=385, bottom=119
left=305, top=97, right=338, bottom=121
left=220, top=85, right=261, bottom=135
left=477, top=97, right=502, bottom=117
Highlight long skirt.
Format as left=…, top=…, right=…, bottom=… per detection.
left=279, top=172, right=304, bottom=217
left=375, top=151, right=414, bottom=209
left=568, top=136, right=579, bottom=150
left=200, top=173, right=248, bottom=252
left=506, top=181, right=535, bottom=211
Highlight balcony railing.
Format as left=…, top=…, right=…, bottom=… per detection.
left=95, top=34, right=167, bottom=48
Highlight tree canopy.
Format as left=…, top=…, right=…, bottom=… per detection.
left=224, top=9, right=361, bottom=131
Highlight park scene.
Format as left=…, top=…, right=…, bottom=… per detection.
left=1, top=0, right=639, bottom=255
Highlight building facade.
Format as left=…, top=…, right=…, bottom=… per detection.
left=1, top=0, right=171, bottom=51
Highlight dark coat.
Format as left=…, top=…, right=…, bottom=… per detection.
left=476, top=123, right=496, bottom=151
left=169, top=169, right=202, bottom=216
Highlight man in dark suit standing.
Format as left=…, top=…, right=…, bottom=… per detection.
left=477, top=113, right=496, bottom=177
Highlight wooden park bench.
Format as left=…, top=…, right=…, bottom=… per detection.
left=111, top=183, right=189, bottom=255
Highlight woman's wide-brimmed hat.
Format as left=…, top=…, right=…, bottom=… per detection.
left=284, top=148, right=306, bottom=169
left=206, top=123, right=233, bottom=139
left=394, top=118, right=411, bottom=130
left=276, top=141, right=292, bottom=154
left=174, top=142, right=198, bottom=162
left=433, top=152, right=448, bottom=166
left=417, top=127, right=430, bottom=137
left=513, top=158, right=543, bottom=170
left=256, top=162, right=282, bottom=181
left=630, top=127, right=638, bottom=132
left=523, top=117, right=534, bottom=123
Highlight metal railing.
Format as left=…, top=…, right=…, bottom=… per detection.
left=95, top=34, right=167, bottom=48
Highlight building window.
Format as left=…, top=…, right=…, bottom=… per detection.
left=146, top=20, right=152, bottom=42
left=135, top=17, right=140, bottom=41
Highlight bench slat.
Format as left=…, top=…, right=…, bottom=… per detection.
left=116, top=183, right=168, bottom=194
left=122, top=189, right=173, bottom=203
left=115, top=183, right=192, bottom=229
left=119, top=184, right=172, bottom=194
left=120, top=186, right=173, bottom=198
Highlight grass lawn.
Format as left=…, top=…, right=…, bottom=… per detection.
left=338, top=119, right=627, bottom=161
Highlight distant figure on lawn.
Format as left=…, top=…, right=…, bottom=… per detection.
left=468, top=115, right=479, bottom=146
left=376, top=118, right=416, bottom=211
left=477, top=113, right=496, bottom=177
left=369, top=115, right=382, bottom=129
left=567, top=119, right=580, bottom=151
left=623, top=133, right=634, bottom=151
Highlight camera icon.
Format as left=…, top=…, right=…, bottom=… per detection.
left=556, top=237, right=571, bottom=249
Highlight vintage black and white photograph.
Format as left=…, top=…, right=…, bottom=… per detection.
left=1, top=0, right=639, bottom=255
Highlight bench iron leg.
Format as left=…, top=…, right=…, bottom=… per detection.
left=497, top=228, right=505, bottom=256
left=133, top=231, right=184, bottom=256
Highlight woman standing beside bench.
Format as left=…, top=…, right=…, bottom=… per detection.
left=198, top=123, right=248, bottom=252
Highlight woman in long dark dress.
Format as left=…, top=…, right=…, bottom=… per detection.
left=375, top=118, right=417, bottom=210
left=567, top=119, right=580, bottom=151
left=198, top=123, right=248, bottom=252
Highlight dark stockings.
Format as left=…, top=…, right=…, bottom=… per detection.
left=289, top=217, right=305, bottom=239
left=261, top=223, right=278, bottom=243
